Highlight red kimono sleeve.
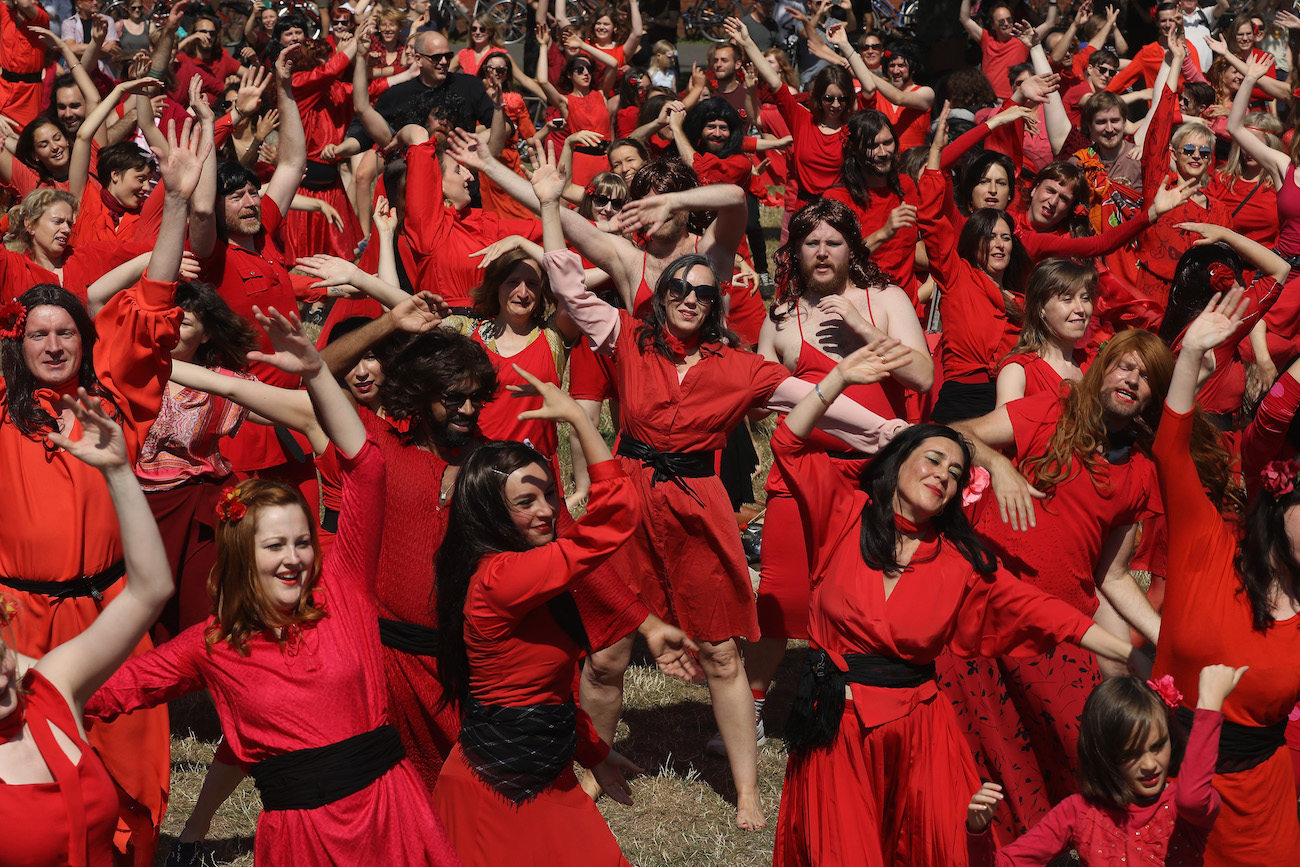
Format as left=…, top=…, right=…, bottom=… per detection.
left=213, top=113, right=235, bottom=151
left=967, top=797, right=1082, bottom=866
left=400, top=141, right=452, bottom=257
left=85, top=624, right=207, bottom=721
left=941, top=121, right=994, bottom=173
left=1176, top=708, right=1225, bottom=826
left=93, top=275, right=183, bottom=463
left=1017, top=210, right=1152, bottom=262
left=292, top=51, right=351, bottom=95
left=1142, top=86, right=1179, bottom=205
left=948, top=569, right=1094, bottom=659
left=915, top=169, right=966, bottom=287
left=770, top=420, right=858, bottom=582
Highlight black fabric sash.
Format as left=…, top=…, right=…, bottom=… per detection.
left=377, top=617, right=440, bottom=656
left=1174, top=706, right=1287, bottom=775
left=617, top=431, right=715, bottom=504
left=785, top=649, right=936, bottom=753
left=458, top=697, right=577, bottom=804
left=320, top=507, right=340, bottom=534
left=250, top=724, right=406, bottom=811
left=0, top=560, right=126, bottom=601
left=2, top=69, right=42, bottom=84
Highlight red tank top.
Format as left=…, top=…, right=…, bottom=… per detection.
left=472, top=324, right=562, bottom=459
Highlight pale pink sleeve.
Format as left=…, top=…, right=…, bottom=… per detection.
left=765, top=378, right=909, bottom=455
left=543, top=249, right=621, bottom=354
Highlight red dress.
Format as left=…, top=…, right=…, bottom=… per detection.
left=1152, top=406, right=1300, bottom=866
left=0, top=670, right=121, bottom=867
left=433, top=460, right=635, bottom=866
left=768, top=84, right=857, bottom=205
left=565, top=90, right=612, bottom=188
left=0, top=1, right=50, bottom=128
left=997, top=346, right=1095, bottom=401
left=87, top=442, right=464, bottom=866
left=769, top=420, right=1095, bottom=867
left=967, top=709, right=1223, bottom=866
left=823, top=177, right=922, bottom=303
left=1206, top=174, right=1278, bottom=248
left=1132, top=188, right=1233, bottom=310
left=0, top=277, right=180, bottom=862
left=402, top=141, right=541, bottom=309
left=937, top=392, right=1161, bottom=837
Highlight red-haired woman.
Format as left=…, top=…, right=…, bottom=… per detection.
left=86, top=307, right=464, bottom=866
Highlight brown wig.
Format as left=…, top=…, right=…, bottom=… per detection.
left=174, top=281, right=260, bottom=370
left=771, top=200, right=891, bottom=322
left=206, top=480, right=325, bottom=656
left=469, top=251, right=553, bottom=328
left=1021, top=161, right=1093, bottom=237
left=956, top=209, right=1031, bottom=318
left=1077, top=676, right=1186, bottom=808
left=577, top=171, right=628, bottom=220
left=378, top=330, right=498, bottom=449
left=943, top=66, right=998, bottom=111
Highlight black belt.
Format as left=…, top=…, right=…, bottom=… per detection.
left=616, top=431, right=715, bottom=504
left=826, top=449, right=871, bottom=461
left=250, top=724, right=406, bottom=811
left=1174, top=706, right=1287, bottom=775
left=459, top=697, right=577, bottom=804
left=2, top=69, right=42, bottom=84
left=320, top=507, right=340, bottom=533
left=378, top=617, right=439, bottom=656
left=796, top=187, right=820, bottom=203
left=785, top=649, right=936, bottom=752
left=0, top=560, right=126, bottom=602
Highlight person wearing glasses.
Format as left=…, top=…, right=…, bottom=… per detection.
left=855, top=32, right=884, bottom=73
left=450, top=14, right=506, bottom=75
left=959, top=0, right=1056, bottom=99
left=1063, top=47, right=1119, bottom=128
left=830, top=30, right=932, bottom=151
left=176, top=13, right=247, bottom=104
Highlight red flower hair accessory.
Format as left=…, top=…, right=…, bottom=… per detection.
left=1207, top=263, right=1237, bottom=295
left=0, top=301, right=26, bottom=341
left=1261, top=459, right=1300, bottom=499
left=1147, top=675, right=1183, bottom=709
left=216, top=488, right=248, bottom=523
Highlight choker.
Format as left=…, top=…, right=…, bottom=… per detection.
left=894, top=512, right=927, bottom=535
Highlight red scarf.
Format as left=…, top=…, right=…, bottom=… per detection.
left=663, top=331, right=701, bottom=361
left=99, top=184, right=135, bottom=226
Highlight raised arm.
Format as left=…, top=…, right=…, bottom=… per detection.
left=1230, top=57, right=1291, bottom=187
left=1032, top=2, right=1058, bottom=42
left=1025, top=35, right=1070, bottom=155
left=1178, top=221, right=1291, bottom=286
left=781, top=339, right=912, bottom=439
left=148, top=118, right=210, bottom=283
left=69, top=77, right=157, bottom=199
left=959, top=0, right=985, bottom=41
left=1167, top=289, right=1249, bottom=415
left=169, top=360, right=327, bottom=452
left=296, top=253, right=407, bottom=308
left=623, top=0, right=643, bottom=58
left=37, top=396, right=172, bottom=712
left=264, top=44, right=308, bottom=219
left=319, top=291, right=449, bottom=377
left=725, top=17, right=781, bottom=90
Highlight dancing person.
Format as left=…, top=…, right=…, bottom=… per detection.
left=966, top=665, right=1246, bottom=865
left=995, top=259, right=1097, bottom=407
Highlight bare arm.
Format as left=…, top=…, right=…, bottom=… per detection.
left=952, top=407, right=1046, bottom=532
left=623, top=0, right=643, bottom=58
left=1028, top=40, right=1070, bottom=156
left=70, top=78, right=155, bottom=199
left=148, top=117, right=210, bottom=283
left=169, top=360, right=327, bottom=451
left=264, top=45, right=308, bottom=218
left=959, top=0, right=985, bottom=41
left=1230, top=58, right=1291, bottom=187
left=725, top=17, right=781, bottom=90
left=1094, top=523, right=1160, bottom=643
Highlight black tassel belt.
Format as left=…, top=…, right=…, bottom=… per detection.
left=320, top=508, right=340, bottom=534
left=378, top=617, right=440, bottom=656
left=0, top=560, right=126, bottom=601
left=250, top=724, right=406, bottom=811
left=1174, top=706, right=1287, bottom=775
left=617, top=432, right=715, bottom=504
left=785, top=649, right=935, bottom=753
left=459, top=697, right=577, bottom=804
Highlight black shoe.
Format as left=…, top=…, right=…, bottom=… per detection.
left=758, top=274, right=776, bottom=300
left=165, top=842, right=219, bottom=867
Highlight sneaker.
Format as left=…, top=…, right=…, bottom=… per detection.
left=705, top=717, right=767, bottom=757
left=758, top=274, right=776, bottom=300
left=165, top=842, right=219, bottom=867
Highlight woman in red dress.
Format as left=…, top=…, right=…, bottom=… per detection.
left=538, top=30, right=614, bottom=189
left=0, top=116, right=75, bottom=195
left=0, top=394, right=175, bottom=867
left=86, top=307, right=464, bottom=867
left=995, top=259, right=1097, bottom=407
left=1151, top=289, right=1300, bottom=866
left=432, top=370, right=679, bottom=867
left=770, top=346, right=1134, bottom=867
left=450, top=14, right=507, bottom=75
left=1208, top=111, right=1282, bottom=249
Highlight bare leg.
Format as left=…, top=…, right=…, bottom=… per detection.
left=700, top=638, right=766, bottom=830
left=351, top=151, right=379, bottom=238
left=578, top=633, right=635, bottom=798
left=744, top=635, right=788, bottom=697
left=566, top=399, right=603, bottom=512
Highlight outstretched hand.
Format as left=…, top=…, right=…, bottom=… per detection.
left=1147, top=178, right=1197, bottom=219
left=247, top=306, right=322, bottom=376
left=530, top=141, right=568, bottom=206
left=610, top=193, right=673, bottom=237
left=297, top=254, right=361, bottom=289
left=833, top=337, right=912, bottom=386
left=511, top=365, right=582, bottom=425
left=643, top=619, right=702, bottom=683
left=154, top=116, right=211, bottom=199
left=46, top=389, right=128, bottom=471
left=446, top=127, right=487, bottom=171
left=1181, top=288, right=1249, bottom=354
left=389, top=291, right=450, bottom=334
left=590, top=750, right=643, bottom=807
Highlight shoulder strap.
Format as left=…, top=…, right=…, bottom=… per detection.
left=1232, top=180, right=1261, bottom=217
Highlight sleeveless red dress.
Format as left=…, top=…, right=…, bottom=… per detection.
left=0, top=670, right=120, bottom=866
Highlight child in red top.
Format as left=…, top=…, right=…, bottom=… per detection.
left=966, top=665, right=1246, bottom=866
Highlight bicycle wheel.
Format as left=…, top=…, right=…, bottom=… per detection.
left=484, top=0, right=529, bottom=43
left=691, top=0, right=740, bottom=43
left=564, top=0, right=600, bottom=30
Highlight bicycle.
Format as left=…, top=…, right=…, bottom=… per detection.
left=483, top=0, right=532, bottom=43
left=681, top=0, right=741, bottom=42
left=868, top=0, right=918, bottom=39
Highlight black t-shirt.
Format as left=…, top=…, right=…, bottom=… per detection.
left=351, top=72, right=496, bottom=147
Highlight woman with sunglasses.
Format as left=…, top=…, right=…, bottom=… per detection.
left=450, top=14, right=506, bottom=75
left=115, top=0, right=154, bottom=78
left=531, top=148, right=910, bottom=832
left=477, top=52, right=544, bottom=221
left=537, top=25, right=614, bottom=189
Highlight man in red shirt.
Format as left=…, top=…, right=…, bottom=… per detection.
left=190, top=44, right=309, bottom=481
left=830, top=28, right=933, bottom=151
left=961, top=0, right=1058, bottom=99
left=1062, top=47, right=1120, bottom=128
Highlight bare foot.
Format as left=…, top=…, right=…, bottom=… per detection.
left=580, top=771, right=603, bottom=801
left=565, top=490, right=589, bottom=513
left=735, top=792, right=767, bottom=831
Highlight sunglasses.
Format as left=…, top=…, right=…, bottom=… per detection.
left=471, top=24, right=488, bottom=32
left=129, top=4, right=144, bottom=9
left=439, top=390, right=494, bottom=409
left=483, top=65, right=508, bottom=75
left=588, top=193, right=625, bottom=209
left=419, top=50, right=454, bottom=64
left=823, top=94, right=849, bottom=104
left=859, top=43, right=882, bottom=51
left=333, top=18, right=352, bottom=25
left=1093, top=65, right=1118, bottom=77
left=1180, top=145, right=1212, bottom=158
left=666, top=279, right=719, bottom=303
left=196, top=28, right=217, bottom=35
left=573, top=64, right=594, bottom=74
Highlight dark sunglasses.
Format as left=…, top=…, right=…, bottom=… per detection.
left=1180, top=144, right=1212, bottom=158
left=439, top=390, right=494, bottom=409
left=483, top=65, right=509, bottom=75
left=419, top=50, right=454, bottom=64
left=588, top=193, right=625, bottom=209
left=859, top=43, right=882, bottom=51
left=470, top=24, right=488, bottom=32
left=823, top=94, right=849, bottom=105
left=1093, top=65, right=1118, bottom=77
left=666, top=279, right=719, bottom=303
left=332, top=18, right=352, bottom=25
left=572, top=63, right=594, bottom=74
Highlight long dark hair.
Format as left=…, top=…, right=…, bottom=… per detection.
left=1158, top=242, right=1244, bottom=345
left=1235, top=481, right=1300, bottom=632
left=15, top=117, right=72, bottom=183
left=378, top=330, right=498, bottom=449
left=435, top=442, right=590, bottom=707
left=682, top=98, right=743, bottom=159
left=839, top=109, right=903, bottom=206
left=772, top=200, right=890, bottom=321
left=175, top=281, right=260, bottom=370
left=856, top=424, right=997, bottom=574
left=808, top=64, right=855, bottom=126
left=1077, top=676, right=1186, bottom=808
left=635, top=254, right=738, bottom=357
left=0, top=285, right=121, bottom=449
left=958, top=208, right=1032, bottom=316
left=956, top=150, right=1015, bottom=217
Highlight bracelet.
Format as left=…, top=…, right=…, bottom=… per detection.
left=814, top=383, right=832, bottom=406
left=147, top=68, right=165, bottom=80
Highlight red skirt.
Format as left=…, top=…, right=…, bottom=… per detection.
left=434, top=745, right=629, bottom=867
left=280, top=184, right=363, bottom=263
left=382, top=645, right=462, bottom=793
left=145, top=478, right=228, bottom=639
left=774, top=697, right=981, bottom=867
left=755, top=492, right=811, bottom=640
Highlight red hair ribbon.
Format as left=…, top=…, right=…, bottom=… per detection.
left=1207, top=263, right=1237, bottom=295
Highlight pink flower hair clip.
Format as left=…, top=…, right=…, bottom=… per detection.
left=1147, top=675, right=1183, bottom=709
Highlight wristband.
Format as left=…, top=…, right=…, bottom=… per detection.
left=147, top=68, right=166, bottom=80
left=815, top=383, right=832, bottom=406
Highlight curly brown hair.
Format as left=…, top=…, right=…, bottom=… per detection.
left=771, top=200, right=890, bottom=322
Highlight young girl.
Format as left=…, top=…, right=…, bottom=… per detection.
left=646, top=39, right=677, bottom=88
left=995, top=259, right=1097, bottom=407
left=966, top=664, right=1247, bottom=865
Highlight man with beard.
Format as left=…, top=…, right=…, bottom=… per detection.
left=940, top=328, right=1167, bottom=835
left=743, top=198, right=932, bottom=742
left=830, top=31, right=933, bottom=151
left=706, top=42, right=757, bottom=126
left=823, top=109, right=924, bottom=304
left=175, top=14, right=246, bottom=105
left=190, top=44, right=310, bottom=484
left=317, top=315, right=695, bottom=792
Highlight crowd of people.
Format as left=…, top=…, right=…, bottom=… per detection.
left=4, top=0, right=1300, bottom=864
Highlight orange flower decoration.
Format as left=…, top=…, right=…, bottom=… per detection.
left=216, top=488, right=248, bottom=523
